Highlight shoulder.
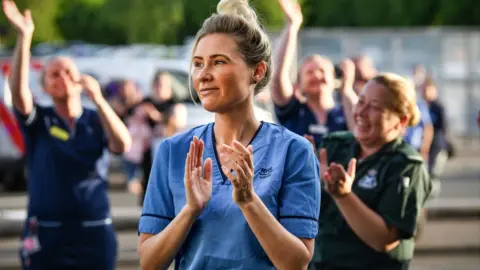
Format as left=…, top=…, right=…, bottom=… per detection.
left=391, top=139, right=425, bottom=164
left=263, top=122, right=314, bottom=153
left=323, top=131, right=355, bottom=145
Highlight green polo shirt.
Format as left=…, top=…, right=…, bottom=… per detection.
left=312, top=132, right=432, bottom=269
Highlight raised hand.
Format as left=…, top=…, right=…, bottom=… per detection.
left=323, top=159, right=357, bottom=198
left=278, top=0, right=303, bottom=27
left=220, top=141, right=255, bottom=205
left=2, top=0, right=34, bottom=37
left=80, top=74, right=104, bottom=104
left=339, top=59, right=356, bottom=91
left=184, top=137, right=212, bottom=215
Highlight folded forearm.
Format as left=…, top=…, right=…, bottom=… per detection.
left=138, top=206, right=198, bottom=270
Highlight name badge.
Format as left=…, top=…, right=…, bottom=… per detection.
left=308, top=124, right=329, bottom=135
left=49, top=126, right=69, bottom=141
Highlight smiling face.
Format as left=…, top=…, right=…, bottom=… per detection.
left=42, top=57, right=82, bottom=101
left=191, top=33, right=255, bottom=113
left=299, top=56, right=335, bottom=97
left=353, top=80, right=407, bottom=147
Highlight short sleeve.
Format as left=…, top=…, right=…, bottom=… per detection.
left=376, top=162, right=431, bottom=239
left=274, top=97, right=300, bottom=124
left=14, top=104, right=43, bottom=133
left=138, top=140, right=175, bottom=235
left=278, top=138, right=321, bottom=239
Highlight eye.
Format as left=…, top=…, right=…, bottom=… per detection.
left=193, top=61, right=204, bottom=68
left=51, top=71, right=60, bottom=78
left=214, top=60, right=226, bottom=65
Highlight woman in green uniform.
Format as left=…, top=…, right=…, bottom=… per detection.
left=311, top=73, right=432, bottom=270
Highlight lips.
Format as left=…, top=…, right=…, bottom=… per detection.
left=355, top=117, right=369, bottom=129
left=199, top=88, right=219, bottom=96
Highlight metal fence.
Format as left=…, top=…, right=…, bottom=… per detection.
left=294, top=27, right=480, bottom=137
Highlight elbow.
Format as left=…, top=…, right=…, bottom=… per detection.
left=120, top=137, right=132, bottom=153
left=278, top=249, right=312, bottom=270
left=371, top=239, right=400, bottom=253
left=109, top=136, right=132, bottom=154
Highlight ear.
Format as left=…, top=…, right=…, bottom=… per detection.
left=252, top=61, right=267, bottom=84
left=396, top=115, right=409, bottom=130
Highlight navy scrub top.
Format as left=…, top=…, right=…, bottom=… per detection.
left=15, top=104, right=111, bottom=222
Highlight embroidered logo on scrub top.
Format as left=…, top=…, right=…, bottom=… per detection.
left=358, top=169, right=377, bottom=189
left=259, top=167, right=273, bottom=178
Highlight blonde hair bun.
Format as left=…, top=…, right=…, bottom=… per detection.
left=217, top=0, right=258, bottom=23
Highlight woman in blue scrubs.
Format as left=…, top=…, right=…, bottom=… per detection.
left=137, top=0, right=321, bottom=269
left=2, top=1, right=131, bottom=269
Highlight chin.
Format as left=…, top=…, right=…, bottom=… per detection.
left=354, top=128, right=370, bottom=141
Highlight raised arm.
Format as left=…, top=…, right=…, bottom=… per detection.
left=81, top=75, right=132, bottom=153
left=271, top=0, right=303, bottom=106
left=2, top=0, right=34, bottom=115
left=338, top=59, right=359, bottom=131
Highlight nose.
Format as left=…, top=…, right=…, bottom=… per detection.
left=199, top=69, right=213, bottom=84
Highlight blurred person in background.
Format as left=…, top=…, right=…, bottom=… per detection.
left=137, top=0, right=320, bottom=268
left=420, top=76, right=450, bottom=183
left=477, top=110, right=480, bottom=128
left=404, top=66, right=434, bottom=162
left=122, top=107, right=153, bottom=195
left=134, top=70, right=187, bottom=205
left=311, top=73, right=432, bottom=270
left=353, top=55, right=377, bottom=95
left=271, top=0, right=357, bottom=149
left=2, top=0, right=131, bottom=269
left=109, top=79, right=143, bottom=121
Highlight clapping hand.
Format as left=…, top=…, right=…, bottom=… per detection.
left=184, top=137, right=212, bottom=215
left=219, top=141, right=255, bottom=206
left=318, top=147, right=357, bottom=198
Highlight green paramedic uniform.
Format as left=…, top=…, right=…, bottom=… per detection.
left=312, top=131, right=432, bottom=270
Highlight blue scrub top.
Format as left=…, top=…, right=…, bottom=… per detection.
left=274, top=97, right=348, bottom=148
left=405, top=99, right=432, bottom=150
left=15, top=104, right=111, bottom=222
left=139, top=122, right=321, bottom=270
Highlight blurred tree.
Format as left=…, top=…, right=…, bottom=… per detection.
left=434, top=0, right=480, bottom=26
left=103, top=0, right=184, bottom=44
left=57, top=0, right=128, bottom=45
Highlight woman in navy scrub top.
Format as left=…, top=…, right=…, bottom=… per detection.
left=271, top=0, right=358, bottom=148
left=137, top=0, right=321, bottom=269
left=2, top=1, right=132, bottom=269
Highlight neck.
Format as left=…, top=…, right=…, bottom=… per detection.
left=358, top=135, right=397, bottom=159
left=213, top=101, right=260, bottom=147
left=53, top=97, right=82, bottom=123
left=305, top=92, right=335, bottom=112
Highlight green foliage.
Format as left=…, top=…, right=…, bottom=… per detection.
left=0, top=0, right=479, bottom=46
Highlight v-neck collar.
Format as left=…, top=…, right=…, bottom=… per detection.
left=209, top=121, right=264, bottom=185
